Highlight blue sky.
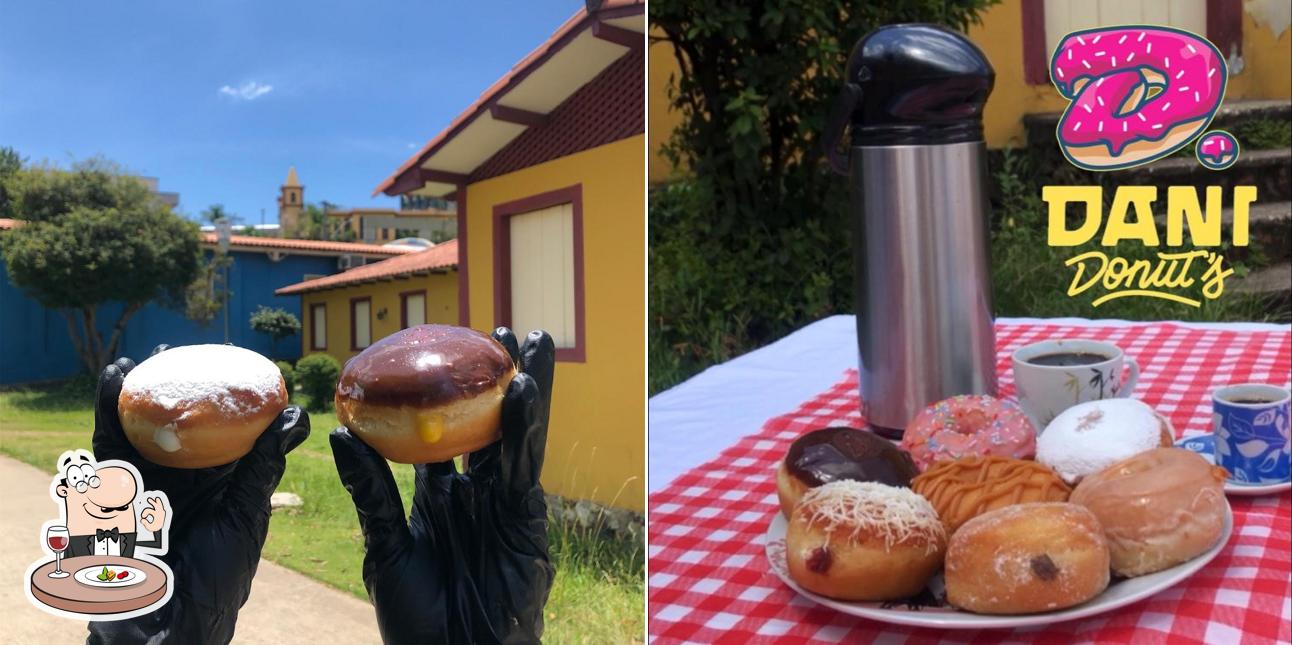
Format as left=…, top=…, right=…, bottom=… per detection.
left=0, top=1, right=582, bottom=224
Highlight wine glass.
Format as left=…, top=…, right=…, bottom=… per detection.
left=46, top=525, right=70, bottom=578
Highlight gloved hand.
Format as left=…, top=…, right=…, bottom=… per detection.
left=87, top=344, right=310, bottom=645
left=331, top=328, right=556, bottom=645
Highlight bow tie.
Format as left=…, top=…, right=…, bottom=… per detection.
left=95, top=528, right=120, bottom=542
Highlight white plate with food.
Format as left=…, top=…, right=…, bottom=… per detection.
left=1175, top=434, right=1291, bottom=496
left=763, top=502, right=1232, bottom=629
left=75, top=564, right=147, bottom=588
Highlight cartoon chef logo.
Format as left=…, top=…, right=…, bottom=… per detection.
left=24, top=449, right=174, bottom=621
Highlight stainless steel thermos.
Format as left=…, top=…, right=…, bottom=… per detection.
left=825, top=24, right=998, bottom=438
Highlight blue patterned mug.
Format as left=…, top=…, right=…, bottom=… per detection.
left=1212, top=384, right=1291, bottom=484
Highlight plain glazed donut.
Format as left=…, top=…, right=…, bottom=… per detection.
left=786, top=481, right=946, bottom=602
left=1070, top=447, right=1228, bottom=577
left=1036, top=398, right=1174, bottom=485
left=118, top=344, right=287, bottom=468
left=945, top=502, right=1110, bottom=614
left=776, top=427, right=918, bottom=516
left=1050, top=26, right=1226, bottom=170
left=335, top=324, right=516, bottom=464
left=899, top=395, right=1036, bottom=471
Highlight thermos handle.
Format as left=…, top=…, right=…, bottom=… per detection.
left=824, top=81, right=861, bottom=176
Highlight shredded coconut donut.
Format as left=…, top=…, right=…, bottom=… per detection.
left=797, top=481, right=946, bottom=554
left=120, top=344, right=283, bottom=419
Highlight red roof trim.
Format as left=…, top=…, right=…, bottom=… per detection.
left=200, top=233, right=413, bottom=256
left=275, top=239, right=458, bottom=295
left=373, top=1, right=643, bottom=197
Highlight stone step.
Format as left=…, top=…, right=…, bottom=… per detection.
left=1233, top=263, right=1291, bottom=322
left=1152, top=201, right=1291, bottom=263
left=1024, top=99, right=1292, bottom=147
left=1118, top=148, right=1292, bottom=202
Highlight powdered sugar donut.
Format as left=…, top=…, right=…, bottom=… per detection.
left=1050, top=26, right=1226, bottom=170
left=899, top=395, right=1037, bottom=471
left=1036, top=398, right=1174, bottom=485
left=119, top=344, right=287, bottom=468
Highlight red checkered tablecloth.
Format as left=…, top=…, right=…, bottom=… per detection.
left=649, top=322, right=1292, bottom=644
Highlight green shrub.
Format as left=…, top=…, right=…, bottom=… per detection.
left=275, top=360, right=297, bottom=394
left=250, top=306, right=301, bottom=357
left=295, top=353, right=341, bottom=411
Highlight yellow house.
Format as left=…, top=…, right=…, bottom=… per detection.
left=649, top=0, right=1292, bottom=180
left=276, top=241, right=459, bottom=361
left=373, top=0, right=645, bottom=511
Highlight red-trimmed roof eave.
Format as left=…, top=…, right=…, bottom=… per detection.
left=199, top=233, right=415, bottom=257
left=2, top=219, right=406, bottom=257
left=275, top=239, right=459, bottom=295
left=373, top=0, right=644, bottom=197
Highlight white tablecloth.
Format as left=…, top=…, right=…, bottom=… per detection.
left=648, top=315, right=1292, bottom=492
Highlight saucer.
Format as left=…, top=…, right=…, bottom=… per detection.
left=1175, top=434, right=1291, bottom=496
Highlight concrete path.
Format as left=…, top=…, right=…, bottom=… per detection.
left=0, top=455, right=381, bottom=644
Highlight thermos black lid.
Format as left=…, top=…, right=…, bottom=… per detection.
left=826, top=24, right=994, bottom=172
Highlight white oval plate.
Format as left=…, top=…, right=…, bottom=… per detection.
left=764, top=502, right=1231, bottom=629
left=75, top=564, right=147, bottom=588
left=1175, top=434, right=1291, bottom=496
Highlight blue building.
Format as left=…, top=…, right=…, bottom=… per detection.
left=0, top=221, right=411, bottom=385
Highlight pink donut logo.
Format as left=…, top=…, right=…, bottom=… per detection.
left=1196, top=130, right=1240, bottom=170
left=1050, top=26, right=1227, bottom=171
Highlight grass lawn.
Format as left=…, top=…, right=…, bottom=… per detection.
left=0, top=379, right=644, bottom=644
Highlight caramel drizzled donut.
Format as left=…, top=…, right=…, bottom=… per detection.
left=912, top=456, right=1071, bottom=534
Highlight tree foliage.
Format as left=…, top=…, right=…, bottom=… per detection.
left=0, top=157, right=202, bottom=372
left=649, top=0, right=999, bottom=392
left=296, top=353, right=341, bottom=411
left=250, top=305, right=301, bottom=342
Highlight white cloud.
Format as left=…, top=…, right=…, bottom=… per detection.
left=218, top=81, right=274, bottom=101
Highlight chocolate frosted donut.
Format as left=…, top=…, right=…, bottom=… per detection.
left=335, top=325, right=517, bottom=464
left=776, top=427, right=918, bottom=516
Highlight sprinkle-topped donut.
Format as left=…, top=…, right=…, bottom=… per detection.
left=1050, top=26, right=1226, bottom=169
left=899, top=395, right=1037, bottom=471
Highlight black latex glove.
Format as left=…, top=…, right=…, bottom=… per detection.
left=331, top=328, right=556, bottom=645
left=87, top=344, right=310, bottom=645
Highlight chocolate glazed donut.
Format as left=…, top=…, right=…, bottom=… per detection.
left=335, top=324, right=517, bottom=464
left=776, top=427, right=918, bottom=516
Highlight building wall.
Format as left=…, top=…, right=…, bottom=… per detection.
left=0, top=250, right=334, bottom=385
left=647, top=0, right=1292, bottom=173
left=296, top=271, right=459, bottom=362
left=464, top=135, right=645, bottom=511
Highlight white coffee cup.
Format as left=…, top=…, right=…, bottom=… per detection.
left=1011, top=339, right=1140, bottom=429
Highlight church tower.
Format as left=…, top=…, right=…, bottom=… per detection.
left=277, top=166, right=303, bottom=237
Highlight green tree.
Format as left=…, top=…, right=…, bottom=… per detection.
left=0, top=146, right=24, bottom=217
left=200, top=203, right=239, bottom=226
left=0, top=158, right=202, bottom=372
left=249, top=305, right=302, bottom=357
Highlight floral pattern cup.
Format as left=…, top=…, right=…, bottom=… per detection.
left=1213, top=384, right=1291, bottom=485
left=1011, top=339, right=1140, bottom=430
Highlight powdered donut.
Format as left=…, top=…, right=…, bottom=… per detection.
left=1036, top=398, right=1174, bottom=485
left=118, top=344, right=287, bottom=468
left=1050, top=26, right=1226, bottom=170
left=899, top=395, right=1037, bottom=471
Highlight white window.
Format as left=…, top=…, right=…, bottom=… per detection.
left=509, top=203, right=575, bottom=348
left=310, top=304, right=326, bottom=350
left=351, top=298, right=371, bottom=349
left=1043, top=1, right=1205, bottom=61
left=402, top=291, right=426, bottom=328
